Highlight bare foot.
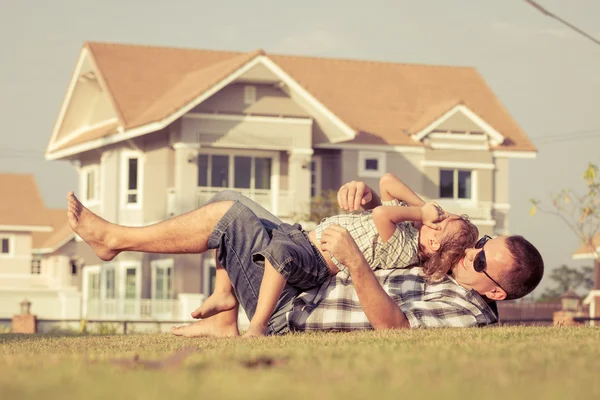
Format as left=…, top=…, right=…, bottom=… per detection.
left=66, top=192, right=120, bottom=261
left=242, top=324, right=267, bottom=339
left=171, top=315, right=239, bottom=338
left=191, top=292, right=237, bottom=319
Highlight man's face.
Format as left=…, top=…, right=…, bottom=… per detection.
left=450, top=236, right=514, bottom=301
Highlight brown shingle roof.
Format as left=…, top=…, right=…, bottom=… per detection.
left=0, top=174, right=72, bottom=251
left=0, top=174, right=49, bottom=227
left=31, top=209, right=71, bottom=250
left=50, top=42, right=535, bottom=155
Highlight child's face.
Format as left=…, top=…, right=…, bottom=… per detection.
left=420, top=214, right=463, bottom=254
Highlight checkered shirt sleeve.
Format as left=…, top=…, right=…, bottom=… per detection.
left=315, top=199, right=419, bottom=275
left=286, top=267, right=498, bottom=331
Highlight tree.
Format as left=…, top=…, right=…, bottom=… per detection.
left=530, top=163, right=600, bottom=289
left=536, top=264, right=594, bottom=302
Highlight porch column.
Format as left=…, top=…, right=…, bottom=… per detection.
left=173, top=143, right=200, bottom=215
left=287, top=148, right=313, bottom=220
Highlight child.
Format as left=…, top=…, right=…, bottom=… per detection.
left=243, top=172, right=479, bottom=337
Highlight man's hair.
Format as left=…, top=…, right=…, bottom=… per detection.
left=421, top=215, right=479, bottom=283
left=500, top=235, right=544, bottom=301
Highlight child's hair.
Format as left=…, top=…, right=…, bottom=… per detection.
left=420, top=215, right=479, bottom=282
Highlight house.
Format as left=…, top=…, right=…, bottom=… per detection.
left=572, top=233, right=600, bottom=325
left=44, top=42, right=537, bottom=320
left=0, top=174, right=87, bottom=320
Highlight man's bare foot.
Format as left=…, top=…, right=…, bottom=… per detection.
left=66, top=192, right=120, bottom=261
left=191, top=292, right=237, bottom=319
left=171, top=315, right=239, bottom=338
left=242, top=324, right=267, bottom=339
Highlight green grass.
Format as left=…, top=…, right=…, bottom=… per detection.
left=1, top=327, right=599, bottom=400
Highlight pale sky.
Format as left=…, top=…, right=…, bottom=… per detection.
left=1, top=0, right=599, bottom=295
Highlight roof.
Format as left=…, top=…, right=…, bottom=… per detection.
left=48, top=42, right=536, bottom=156
left=573, top=233, right=600, bottom=257
left=31, top=209, right=72, bottom=251
left=0, top=174, right=72, bottom=252
left=0, top=174, right=49, bottom=227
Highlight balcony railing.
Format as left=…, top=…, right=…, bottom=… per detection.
left=196, top=188, right=295, bottom=218
left=85, top=299, right=184, bottom=320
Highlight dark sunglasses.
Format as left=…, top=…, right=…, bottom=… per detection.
left=473, top=235, right=506, bottom=294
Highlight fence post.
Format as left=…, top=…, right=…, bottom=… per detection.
left=124, top=321, right=127, bottom=335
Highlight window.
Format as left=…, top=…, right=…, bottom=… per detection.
left=71, top=259, right=78, bottom=275
left=310, top=156, right=322, bottom=197
left=105, top=267, right=116, bottom=299
left=197, top=154, right=272, bottom=191
left=151, top=259, right=174, bottom=300
left=121, top=151, right=143, bottom=207
left=81, top=165, right=100, bottom=203
left=358, top=151, right=386, bottom=178
left=125, top=268, right=137, bottom=300
left=0, top=237, right=10, bottom=255
left=439, top=169, right=473, bottom=200
left=31, top=257, right=41, bottom=274
left=244, top=85, right=257, bottom=105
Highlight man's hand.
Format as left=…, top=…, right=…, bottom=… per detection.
left=421, top=202, right=448, bottom=230
left=337, top=181, right=373, bottom=212
left=320, top=224, right=367, bottom=270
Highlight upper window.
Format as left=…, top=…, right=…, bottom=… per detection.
left=81, top=165, right=100, bottom=203
left=439, top=169, right=473, bottom=200
left=31, top=257, right=42, bottom=274
left=244, top=85, right=257, bottom=105
left=198, top=154, right=272, bottom=191
left=121, top=151, right=143, bottom=208
left=358, top=151, right=386, bottom=178
left=1, top=237, right=12, bottom=256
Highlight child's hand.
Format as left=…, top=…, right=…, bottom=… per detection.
left=421, top=202, right=448, bottom=230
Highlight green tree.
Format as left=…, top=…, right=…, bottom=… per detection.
left=530, top=163, right=600, bottom=288
left=537, top=264, right=594, bottom=302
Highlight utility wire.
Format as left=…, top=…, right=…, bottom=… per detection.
left=524, top=0, right=600, bottom=47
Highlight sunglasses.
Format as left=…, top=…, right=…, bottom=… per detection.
left=473, top=235, right=507, bottom=294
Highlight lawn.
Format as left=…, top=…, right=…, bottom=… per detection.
left=1, top=326, right=598, bottom=400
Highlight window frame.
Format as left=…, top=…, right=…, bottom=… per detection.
left=120, top=150, right=144, bottom=209
left=151, top=259, right=174, bottom=300
left=196, top=149, right=277, bottom=192
left=0, top=235, right=14, bottom=258
left=80, top=164, right=100, bottom=206
left=358, top=151, right=387, bottom=178
left=438, top=168, right=476, bottom=203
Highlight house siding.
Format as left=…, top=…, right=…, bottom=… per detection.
left=192, top=82, right=310, bottom=117
left=0, top=232, right=31, bottom=274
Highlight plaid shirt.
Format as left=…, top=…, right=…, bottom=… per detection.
left=286, top=267, right=498, bottom=330
left=314, top=199, right=420, bottom=276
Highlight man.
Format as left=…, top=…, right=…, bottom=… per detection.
left=66, top=181, right=543, bottom=336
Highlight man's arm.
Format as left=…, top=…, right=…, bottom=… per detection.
left=320, top=225, right=410, bottom=329
left=379, top=173, right=425, bottom=206
left=337, top=181, right=382, bottom=212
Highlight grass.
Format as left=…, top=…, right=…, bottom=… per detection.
left=1, top=327, right=599, bottom=400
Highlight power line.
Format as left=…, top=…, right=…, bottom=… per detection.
left=524, top=0, right=600, bottom=47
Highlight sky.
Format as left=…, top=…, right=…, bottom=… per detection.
left=1, top=0, right=599, bottom=295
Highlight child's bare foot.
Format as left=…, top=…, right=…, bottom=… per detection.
left=171, top=315, right=239, bottom=338
left=191, top=292, right=237, bottom=319
left=66, top=192, right=120, bottom=261
left=242, top=324, right=267, bottom=339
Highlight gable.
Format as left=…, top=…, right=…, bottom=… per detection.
left=412, top=104, right=505, bottom=149
left=48, top=48, right=120, bottom=153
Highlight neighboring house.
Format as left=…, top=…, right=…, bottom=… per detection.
left=572, top=233, right=600, bottom=325
left=0, top=174, right=87, bottom=320
left=44, top=42, right=537, bottom=320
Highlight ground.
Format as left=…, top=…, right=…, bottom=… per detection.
left=1, top=327, right=599, bottom=400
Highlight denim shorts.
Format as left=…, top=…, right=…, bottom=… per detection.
left=205, top=190, right=302, bottom=335
left=253, top=223, right=331, bottom=290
